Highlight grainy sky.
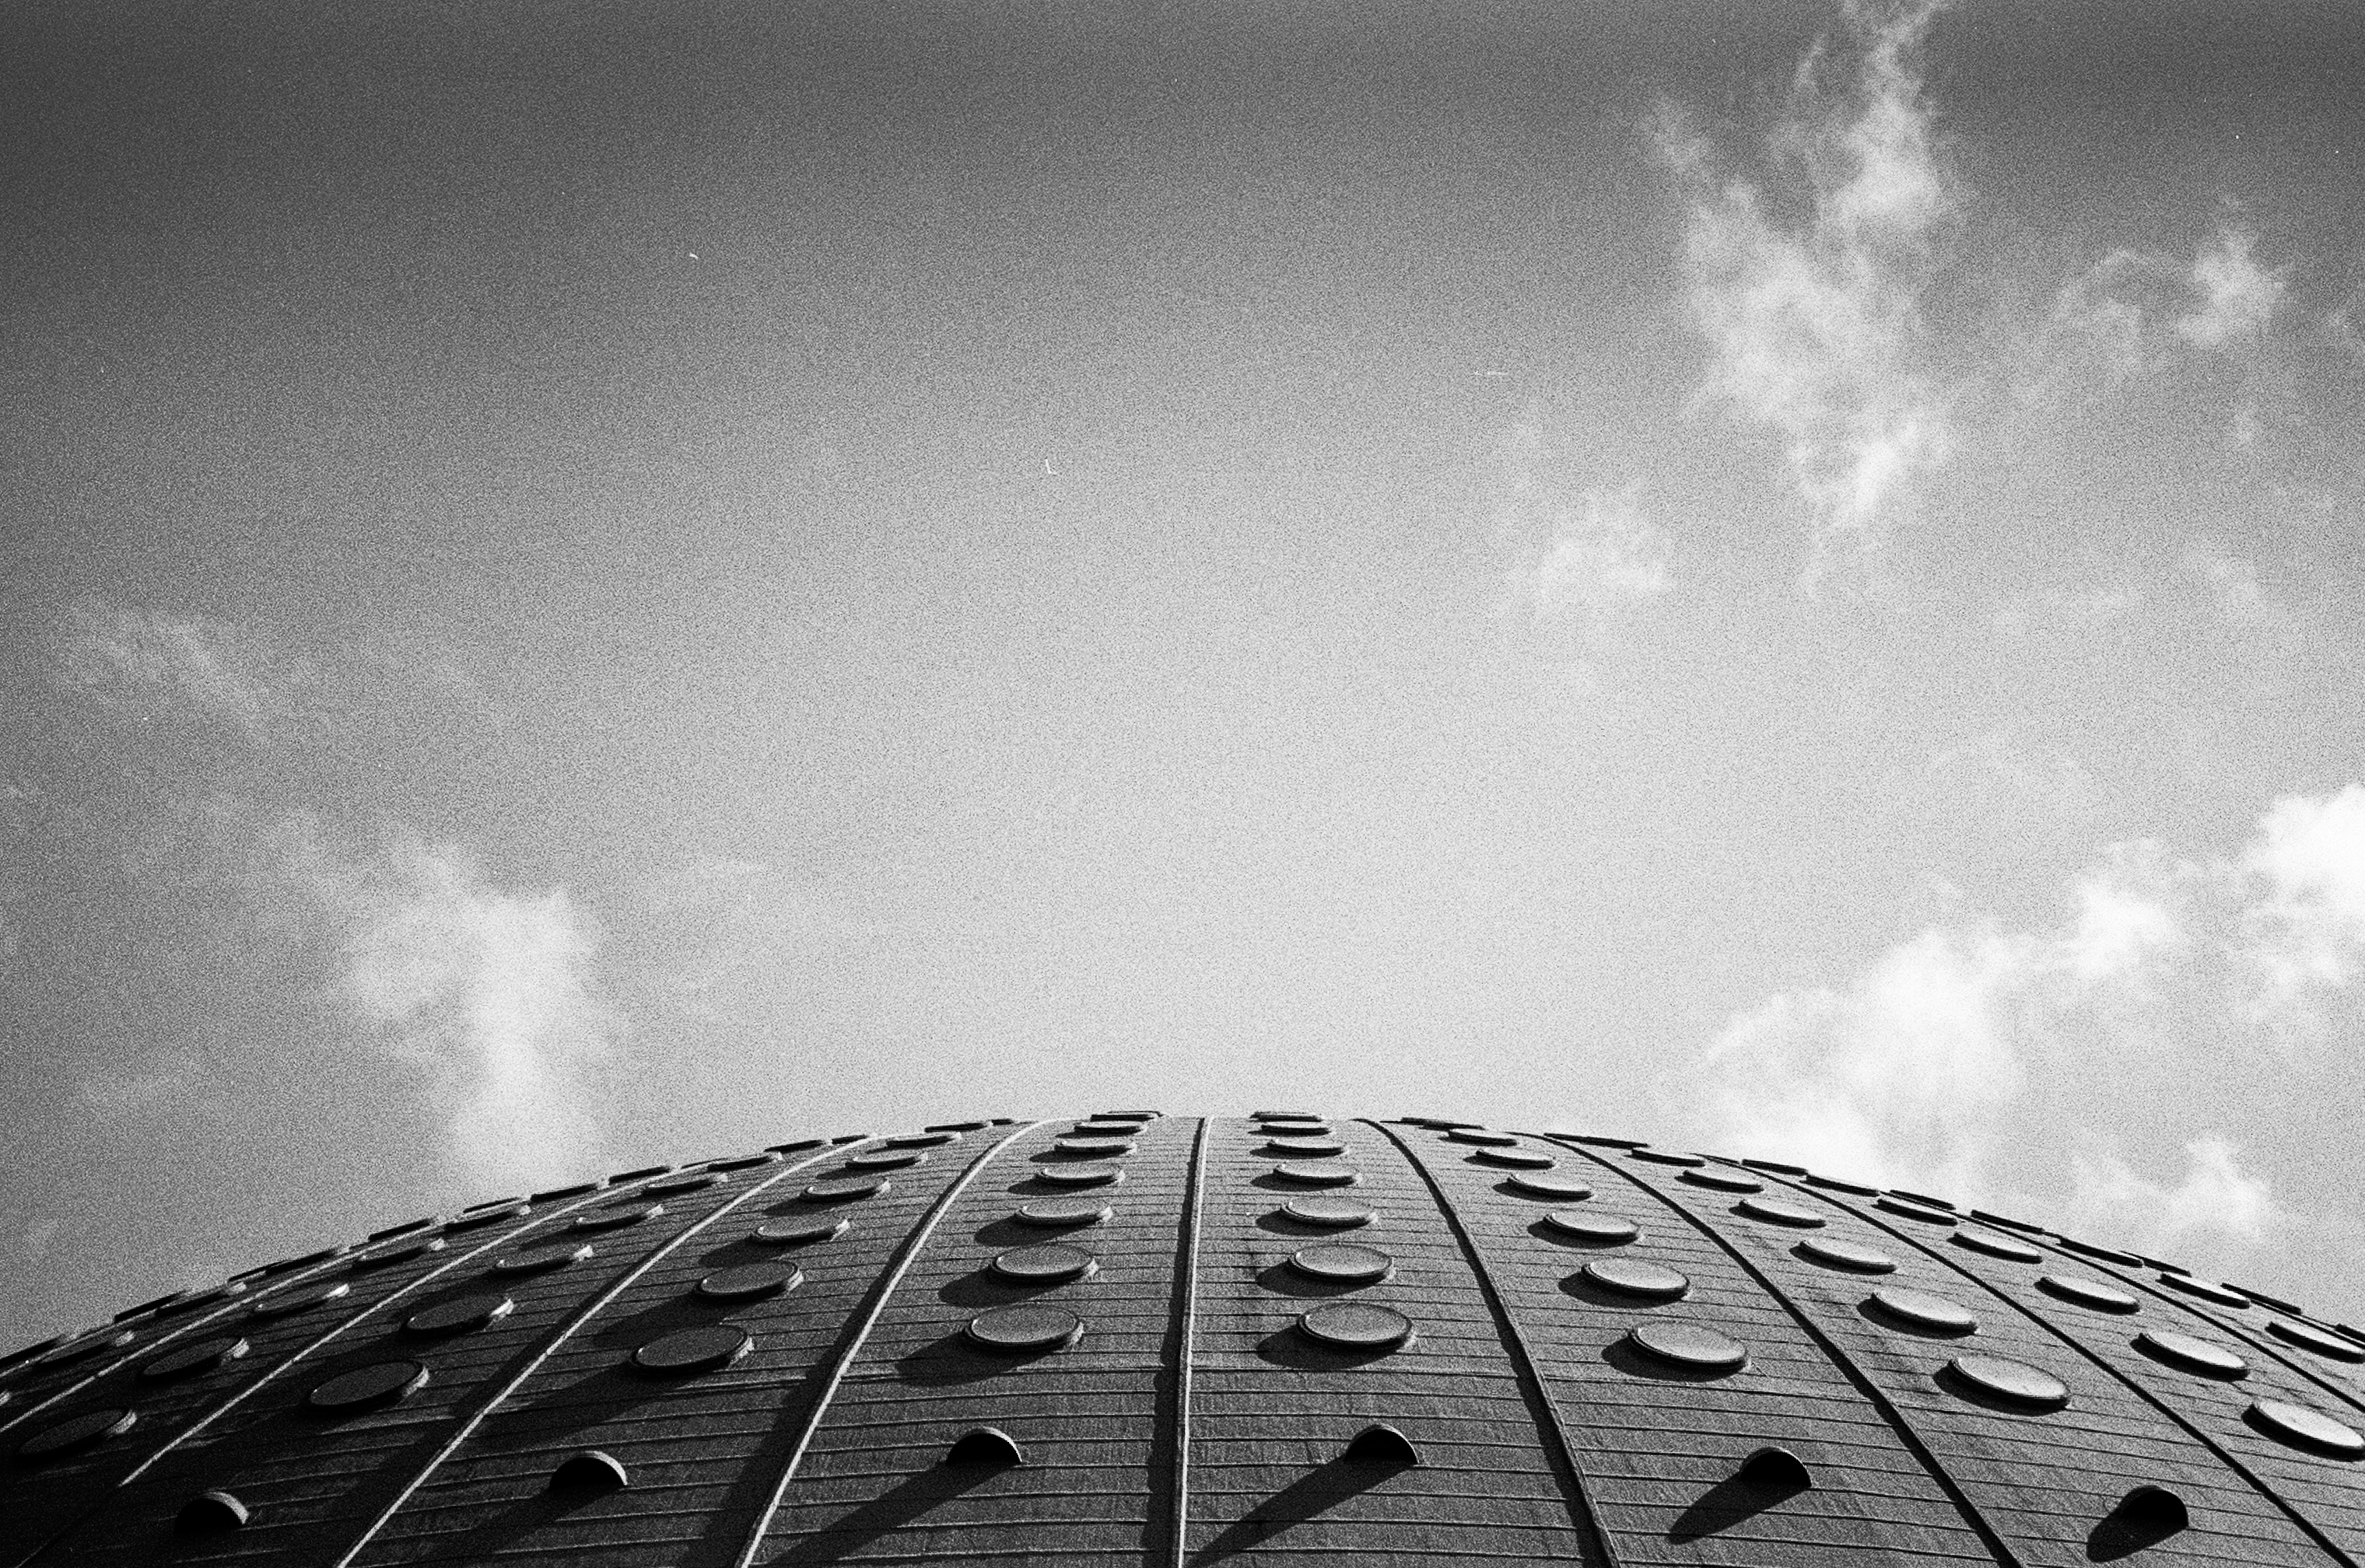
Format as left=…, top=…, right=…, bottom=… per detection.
left=5, top=0, right=2363, bottom=1346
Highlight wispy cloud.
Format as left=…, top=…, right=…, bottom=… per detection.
left=296, top=835, right=614, bottom=1195
left=2176, top=227, right=2287, bottom=349
left=1505, top=482, right=1671, bottom=625
left=2026, top=222, right=2289, bottom=400
left=1688, top=786, right=2365, bottom=1247
left=1654, top=0, right=1954, bottom=592
left=53, top=602, right=296, bottom=744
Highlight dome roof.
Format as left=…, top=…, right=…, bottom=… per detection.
left=3, top=1114, right=2362, bottom=1564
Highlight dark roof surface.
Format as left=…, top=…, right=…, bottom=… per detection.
left=3, top=1114, right=2363, bottom=1566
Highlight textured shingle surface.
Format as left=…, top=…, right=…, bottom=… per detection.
left=3, top=1115, right=2361, bottom=1566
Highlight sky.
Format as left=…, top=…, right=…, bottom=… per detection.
left=4, top=0, right=2363, bottom=1347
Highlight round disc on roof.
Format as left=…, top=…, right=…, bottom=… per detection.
left=1053, top=1138, right=1135, bottom=1158
left=1470, top=1149, right=1557, bottom=1170
left=802, top=1176, right=888, bottom=1202
left=1507, top=1173, right=1592, bottom=1202
left=16, top=1407, right=135, bottom=1460
left=1035, top=1163, right=1123, bottom=1188
left=1298, top=1301, right=1413, bottom=1350
left=1270, top=1162, right=1357, bottom=1187
left=1582, top=1258, right=1691, bottom=1301
left=308, top=1359, right=429, bottom=1412
left=1736, top=1196, right=1824, bottom=1228
left=1627, top=1322, right=1747, bottom=1373
left=352, top=1236, right=445, bottom=1270
left=37, top=1330, right=132, bottom=1366
left=1876, top=1196, right=1958, bottom=1226
left=1281, top=1196, right=1374, bottom=1228
left=1680, top=1167, right=1763, bottom=1193
left=1252, top=1110, right=1319, bottom=1121
left=444, top=1202, right=528, bottom=1231
left=644, top=1171, right=725, bottom=1195
left=249, top=1282, right=351, bottom=1320
left=492, top=1242, right=594, bottom=1276
left=1014, top=1198, right=1110, bottom=1228
left=753, top=1216, right=849, bottom=1247
left=1542, top=1210, right=1638, bottom=1244
left=1264, top=1139, right=1346, bottom=1157
left=2267, top=1319, right=2365, bottom=1363
left=1946, top=1354, right=2069, bottom=1412
left=965, top=1304, right=1083, bottom=1353
left=1445, top=1129, right=1517, bottom=1147
left=632, top=1323, right=752, bottom=1374
left=1260, top=1120, right=1331, bottom=1135
left=2136, top=1329, right=2248, bottom=1378
left=1797, top=1237, right=1897, bottom=1274
left=1951, top=1228, right=2041, bottom=1262
left=2037, top=1274, right=2140, bottom=1314
left=573, top=1203, right=662, bottom=1231
left=140, top=1334, right=249, bottom=1381
left=2248, top=1398, right=2365, bottom=1458
left=887, top=1131, right=959, bottom=1149
left=1631, top=1149, right=1706, bottom=1167
left=698, top=1264, right=801, bottom=1301
left=1288, top=1243, right=1393, bottom=1283
left=1867, top=1287, right=1978, bottom=1335
left=2159, top=1275, right=2249, bottom=1307
left=990, top=1244, right=1098, bottom=1283
left=404, top=1292, right=514, bottom=1336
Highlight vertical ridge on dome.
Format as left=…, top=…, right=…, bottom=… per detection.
left=1158, top=1116, right=1211, bottom=1568
left=1737, top=1165, right=2363, bottom=1564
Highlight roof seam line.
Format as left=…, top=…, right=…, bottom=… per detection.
left=1159, top=1115, right=1208, bottom=1568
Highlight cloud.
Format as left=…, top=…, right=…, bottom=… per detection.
left=52, top=602, right=295, bottom=744
left=1687, top=786, right=2365, bottom=1244
left=2175, top=227, right=2286, bottom=349
left=1654, top=0, right=1954, bottom=591
left=2027, top=223, right=2288, bottom=399
left=1505, top=482, right=1671, bottom=625
left=301, top=837, right=614, bottom=1194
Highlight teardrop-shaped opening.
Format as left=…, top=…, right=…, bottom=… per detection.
left=2088, top=1484, right=2189, bottom=1560
left=944, top=1426, right=1025, bottom=1468
left=175, top=1490, right=251, bottom=1535
left=1736, top=1446, right=1811, bottom=1493
left=549, top=1449, right=630, bottom=1496
left=1342, top=1423, right=1420, bottom=1466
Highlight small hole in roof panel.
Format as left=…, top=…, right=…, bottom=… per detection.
left=802, top=1176, right=888, bottom=1202
left=990, top=1244, right=1098, bottom=1283
left=1270, top=1162, right=1357, bottom=1188
left=175, top=1489, right=251, bottom=1535
left=550, top=1449, right=629, bottom=1496
left=1342, top=1423, right=1420, bottom=1465
left=1281, top=1197, right=1374, bottom=1228
left=1297, top=1301, right=1413, bottom=1350
left=2090, top=1486, right=2188, bottom=1559
left=1736, top=1196, right=1824, bottom=1228
left=2037, top=1274, right=2140, bottom=1314
left=1014, top=1198, right=1110, bottom=1228
left=1051, top=1138, right=1135, bottom=1159
left=888, top=1132, right=960, bottom=1149
left=404, top=1293, right=514, bottom=1337
left=491, top=1243, right=593, bottom=1276
left=643, top=1172, right=725, bottom=1196
left=2136, top=1329, right=2248, bottom=1379
left=1631, top=1149, right=1707, bottom=1167
left=945, top=1426, right=1025, bottom=1467
left=1944, top=1354, right=2069, bottom=1412
left=445, top=1202, right=529, bottom=1232
left=1804, top=1174, right=1880, bottom=1197
left=2267, top=1319, right=2365, bottom=1364
left=845, top=1150, right=926, bottom=1171
left=1263, top=1139, right=1346, bottom=1158
left=248, top=1283, right=352, bottom=1321
left=1627, top=1322, right=1747, bottom=1374
left=2059, top=1238, right=2144, bottom=1268
left=753, top=1217, right=850, bottom=1246
left=1542, top=1211, right=1638, bottom=1245
left=1288, top=1243, right=1393, bottom=1284
left=1680, top=1167, right=1762, bottom=1193
left=1445, top=1129, right=1518, bottom=1147
left=307, top=1360, right=429, bottom=1412
left=1887, top=1188, right=1956, bottom=1210
left=2157, top=1275, right=2248, bottom=1308
left=1735, top=1446, right=1811, bottom=1490
left=1950, top=1229, right=2041, bottom=1263
left=1581, top=1259, right=1690, bottom=1301
left=352, top=1237, right=446, bottom=1271
left=965, top=1304, right=1084, bottom=1353
left=1876, top=1196, right=1957, bottom=1226
left=927, top=1121, right=991, bottom=1133
left=632, top=1323, right=752, bottom=1374
left=2248, top=1398, right=2365, bottom=1458
left=1471, top=1150, right=1557, bottom=1171
left=1508, top=1173, right=1591, bottom=1202
left=697, top=1264, right=801, bottom=1301
left=573, top=1203, right=664, bottom=1232
left=1796, top=1238, right=1896, bottom=1275
left=1034, top=1163, right=1123, bottom=1188
left=1866, top=1287, right=1978, bottom=1336
left=15, top=1407, right=135, bottom=1461
left=140, top=1335, right=249, bottom=1381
